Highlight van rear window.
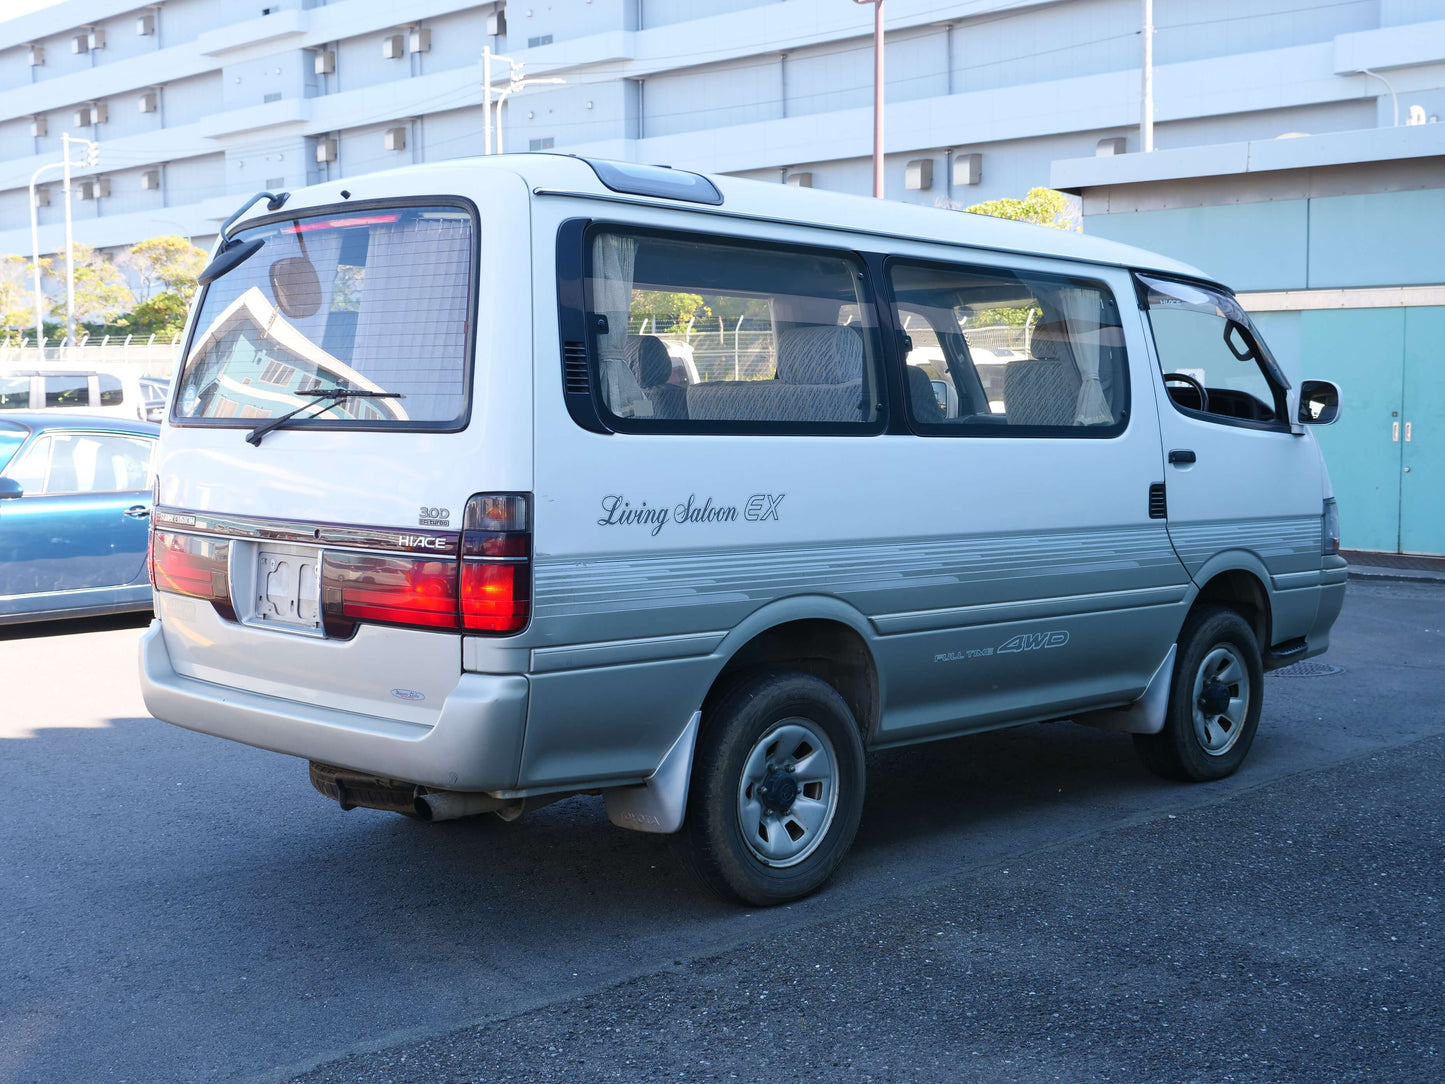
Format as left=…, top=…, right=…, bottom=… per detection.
left=174, top=204, right=474, bottom=429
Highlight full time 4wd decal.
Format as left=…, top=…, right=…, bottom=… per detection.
left=597, top=493, right=784, bottom=536
left=936, top=630, right=1069, bottom=664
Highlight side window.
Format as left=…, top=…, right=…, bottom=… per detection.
left=1140, top=276, right=1287, bottom=426
left=33, top=433, right=153, bottom=494
left=587, top=229, right=881, bottom=430
left=889, top=261, right=1129, bottom=434
left=44, top=374, right=89, bottom=408
left=0, top=375, right=30, bottom=410
left=98, top=375, right=124, bottom=407
left=5, top=435, right=52, bottom=493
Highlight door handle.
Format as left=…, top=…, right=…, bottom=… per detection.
left=1393, top=422, right=1400, bottom=442
left=1168, top=449, right=1196, bottom=465
left=1405, top=421, right=1412, bottom=442
left=123, top=505, right=150, bottom=519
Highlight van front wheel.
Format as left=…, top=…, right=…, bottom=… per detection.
left=680, top=672, right=865, bottom=906
left=1134, top=605, right=1263, bottom=782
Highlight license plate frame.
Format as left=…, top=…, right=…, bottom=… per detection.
left=252, top=543, right=323, bottom=634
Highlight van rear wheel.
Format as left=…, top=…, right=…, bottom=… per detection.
left=1134, top=605, right=1263, bottom=782
left=679, top=671, right=865, bottom=906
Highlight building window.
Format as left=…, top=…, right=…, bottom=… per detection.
left=528, top=137, right=555, bottom=151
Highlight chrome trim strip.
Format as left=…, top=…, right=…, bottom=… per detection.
left=530, top=630, right=727, bottom=674
left=871, top=584, right=1190, bottom=636
left=152, top=507, right=460, bottom=557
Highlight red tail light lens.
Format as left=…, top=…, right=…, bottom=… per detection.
left=321, top=553, right=460, bottom=636
left=152, top=530, right=234, bottom=619
left=460, top=493, right=530, bottom=634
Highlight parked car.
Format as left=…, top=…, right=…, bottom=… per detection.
left=0, top=413, right=158, bottom=625
left=140, top=156, right=1344, bottom=905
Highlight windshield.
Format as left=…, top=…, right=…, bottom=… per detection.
left=174, top=204, right=474, bottom=428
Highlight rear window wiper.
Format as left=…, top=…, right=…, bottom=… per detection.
left=245, top=386, right=405, bottom=447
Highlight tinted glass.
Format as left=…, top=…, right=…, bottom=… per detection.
left=589, top=230, right=879, bottom=429
left=176, top=205, right=474, bottom=427
left=33, top=433, right=152, bottom=494
left=98, top=375, right=124, bottom=406
left=44, top=374, right=89, bottom=408
left=1142, top=276, right=1285, bottom=425
left=890, top=261, right=1128, bottom=434
left=0, top=375, right=29, bottom=410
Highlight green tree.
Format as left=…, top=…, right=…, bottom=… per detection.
left=124, top=291, right=190, bottom=337
left=964, top=187, right=1075, bottom=230
left=0, top=254, right=52, bottom=333
left=631, top=289, right=706, bottom=333
left=52, top=243, right=134, bottom=327
left=122, top=235, right=207, bottom=303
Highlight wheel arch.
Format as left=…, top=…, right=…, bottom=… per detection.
left=703, top=595, right=882, bottom=745
left=1186, top=553, right=1273, bottom=649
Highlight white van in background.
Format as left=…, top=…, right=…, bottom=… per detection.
left=0, top=368, right=149, bottom=419
left=140, top=156, right=1346, bottom=905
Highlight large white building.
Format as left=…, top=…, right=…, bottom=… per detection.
left=2, top=0, right=1443, bottom=260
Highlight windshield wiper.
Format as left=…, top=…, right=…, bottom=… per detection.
left=245, top=386, right=405, bottom=447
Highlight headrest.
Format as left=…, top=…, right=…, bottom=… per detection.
left=776, top=325, right=864, bottom=385
left=626, top=335, right=673, bottom=388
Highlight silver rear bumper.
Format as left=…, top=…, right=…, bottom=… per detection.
left=139, top=621, right=528, bottom=791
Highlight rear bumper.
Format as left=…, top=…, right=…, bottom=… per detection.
left=139, top=621, right=528, bottom=791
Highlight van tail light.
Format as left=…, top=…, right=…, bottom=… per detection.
left=321, top=554, right=460, bottom=637
left=316, top=494, right=530, bottom=637
left=460, top=493, right=531, bottom=633
left=151, top=530, right=235, bottom=620
left=1322, top=498, right=1341, bottom=556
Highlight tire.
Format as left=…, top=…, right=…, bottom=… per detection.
left=678, top=671, right=866, bottom=906
left=1134, top=604, right=1264, bottom=782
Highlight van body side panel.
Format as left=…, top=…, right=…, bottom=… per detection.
left=524, top=208, right=1191, bottom=786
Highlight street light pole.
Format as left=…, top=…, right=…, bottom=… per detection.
left=854, top=0, right=885, bottom=197
left=28, top=159, right=64, bottom=355
left=1140, top=0, right=1155, bottom=152
left=61, top=132, right=77, bottom=344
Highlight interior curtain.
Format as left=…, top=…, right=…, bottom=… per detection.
left=591, top=233, right=650, bottom=416
left=1061, top=286, right=1112, bottom=425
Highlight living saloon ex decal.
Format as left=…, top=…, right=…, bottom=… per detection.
left=598, top=493, right=785, bottom=536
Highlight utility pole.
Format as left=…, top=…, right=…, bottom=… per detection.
left=854, top=0, right=885, bottom=197
left=1141, top=0, right=1155, bottom=152
left=482, top=47, right=562, bottom=155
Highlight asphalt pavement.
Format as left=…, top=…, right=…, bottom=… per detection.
left=1, top=579, right=1441, bottom=1084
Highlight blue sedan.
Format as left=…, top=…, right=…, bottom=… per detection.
left=0, top=413, right=159, bottom=625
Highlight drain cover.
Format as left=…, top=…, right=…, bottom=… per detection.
left=1268, top=661, right=1345, bottom=678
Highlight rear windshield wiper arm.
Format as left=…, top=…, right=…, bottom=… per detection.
left=245, top=386, right=405, bottom=447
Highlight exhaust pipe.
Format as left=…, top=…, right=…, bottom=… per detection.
left=412, top=790, right=509, bottom=822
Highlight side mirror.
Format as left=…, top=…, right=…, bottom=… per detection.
left=0, top=477, right=24, bottom=500
left=1298, top=379, right=1341, bottom=425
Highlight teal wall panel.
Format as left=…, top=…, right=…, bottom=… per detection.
left=1300, top=309, right=1405, bottom=553
left=1400, top=307, right=1445, bottom=556
left=1308, top=189, right=1445, bottom=288
left=1084, top=200, right=1310, bottom=291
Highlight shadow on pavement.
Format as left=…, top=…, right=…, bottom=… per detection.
left=0, top=609, right=152, bottom=642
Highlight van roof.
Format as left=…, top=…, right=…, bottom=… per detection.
left=238, top=154, right=1215, bottom=284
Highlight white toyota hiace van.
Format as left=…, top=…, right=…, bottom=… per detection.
left=141, top=155, right=1345, bottom=905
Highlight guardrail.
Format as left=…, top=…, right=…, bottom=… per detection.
left=0, top=334, right=182, bottom=378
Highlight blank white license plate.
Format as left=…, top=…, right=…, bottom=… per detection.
left=254, top=546, right=321, bottom=632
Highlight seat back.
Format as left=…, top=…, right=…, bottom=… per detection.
left=687, top=325, right=866, bottom=424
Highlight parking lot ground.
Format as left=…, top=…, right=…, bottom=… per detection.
left=292, top=733, right=1444, bottom=1084
left=0, top=580, right=1441, bottom=1084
